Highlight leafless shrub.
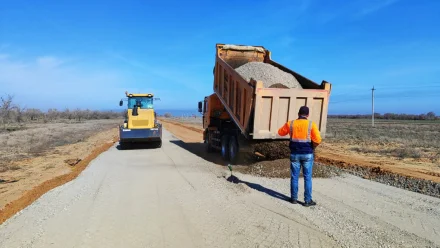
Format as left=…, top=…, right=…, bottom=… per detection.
left=28, top=135, right=51, bottom=155
left=8, top=165, right=21, bottom=171
left=0, top=159, right=20, bottom=172
left=351, top=147, right=380, bottom=154
left=60, top=108, right=73, bottom=120
left=392, top=148, right=422, bottom=159
left=429, top=152, right=440, bottom=163
left=44, top=164, right=56, bottom=170
left=0, top=94, right=122, bottom=128
left=25, top=108, right=44, bottom=121
left=46, top=108, right=60, bottom=121
left=72, top=108, right=83, bottom=122
left=164, top=113, right=172, bottom=118
left=0, top=94, right=17, bottom=126
left=15, top=106, right=26, bottom=123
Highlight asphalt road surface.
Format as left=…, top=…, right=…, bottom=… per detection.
left=1, top=130, right=439, bottom=248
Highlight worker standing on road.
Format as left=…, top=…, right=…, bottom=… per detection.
left=278, top=106, right=321, bottom=207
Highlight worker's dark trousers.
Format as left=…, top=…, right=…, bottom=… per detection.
left=290, top=153, right=314, bottom=203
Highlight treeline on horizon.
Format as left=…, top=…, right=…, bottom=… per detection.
left=0, top=95, right=123, bottom=125
left=329, top=112, right=438, bottom=120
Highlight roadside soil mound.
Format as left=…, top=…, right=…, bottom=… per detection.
left=235, top=159, right=340, bottom=179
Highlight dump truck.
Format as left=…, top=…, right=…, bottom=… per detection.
left=198, top=44, right=331, bottom=163
left=119, top=92, right=162, bottom=149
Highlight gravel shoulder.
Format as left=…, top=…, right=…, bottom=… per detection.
left=237, top=173, right=440, bottom=247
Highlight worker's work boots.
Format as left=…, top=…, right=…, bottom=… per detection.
left=304, top=200, right=317, bottom=207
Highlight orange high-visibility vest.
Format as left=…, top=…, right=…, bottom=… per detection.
left=278, top=118, right=321, bottom=154
left=289, top=119, right=313, bottom=143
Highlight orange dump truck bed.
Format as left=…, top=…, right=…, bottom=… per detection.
left=213, top=44, right=331, bottom=139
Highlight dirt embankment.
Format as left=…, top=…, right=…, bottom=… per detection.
left=0, top=121, right=119, bottom=224
left=160, top=118, right=440, bottom=198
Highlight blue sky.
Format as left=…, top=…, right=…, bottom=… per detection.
left=0, top=0, right=439, bottom=114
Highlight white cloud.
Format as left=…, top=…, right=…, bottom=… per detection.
left=107, top=52, right=206, bottom=93
left=304, top=0, right=402, bottom=25
left=36, top=56, right=64, bottom=68
left=0, top=53, right=126, bottom=110
left=357, top=0, right=401, bottom=17
left=0, top=51, right=204, bottom=110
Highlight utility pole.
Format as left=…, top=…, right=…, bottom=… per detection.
left=371, top=86, right=375, bottom=127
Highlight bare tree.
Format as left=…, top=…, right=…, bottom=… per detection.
left=15, top=106, right=26, bottom=123
left=25, top=108, right=43, bottom=121
left=73, top=108, right=85, bottom=122
left=83, top=109, right=92, bottom=120
left=46, top=108, right=60, bottom=121
left=61, top=108, right=73, bottom=120
left=0, top=94, right=122, bottom=126
left=0, top=94, right=16, bottom=126
left=427, top=112, right=436, bottom=120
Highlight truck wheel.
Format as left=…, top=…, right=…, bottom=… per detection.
left=221, top=135, right=230, bottom=160
left=156, top=140, right=162, bottom=148
left=229, top=136, right=239, bottom=164
left=119, top=142, right=129, bottom=150
left=205, top=132, right=213, bottom=153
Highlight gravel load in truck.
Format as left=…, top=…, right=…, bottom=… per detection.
left=236, top=62, right=302, bottom=89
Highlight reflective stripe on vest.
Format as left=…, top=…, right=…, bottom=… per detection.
left=289, top=120, right=312, bottom=142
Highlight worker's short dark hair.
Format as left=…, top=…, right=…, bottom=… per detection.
left=298, top=106, right=309, bottom=116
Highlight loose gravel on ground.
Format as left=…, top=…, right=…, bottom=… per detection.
left=324, top=163, right=440, bottom=198
left=238, top=157, right=440, bottom=198
left=2, top=129, right=440, bottom=247
left=236, top=62, right=302, bottom=89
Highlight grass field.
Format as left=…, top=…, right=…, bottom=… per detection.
left=326, top=119, right=440, bottom=162
left=0, top=119, right=121, bottom=172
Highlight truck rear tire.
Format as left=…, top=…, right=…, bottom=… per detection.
left=205, top=131, right=213, bottom=153
left=228, top=135, right=239, bottom=164
left=221, top=135, right=230, bottom=160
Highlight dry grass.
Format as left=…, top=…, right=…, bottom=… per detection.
left=0, top=119, right=120, bottom=172
left=0, top=139, right=117, bottom=225
left=326, top=119, right=440, bottom=161
left=162, top=116, right=203, bottom=126
left=0, top=162, right=20, bottom=173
